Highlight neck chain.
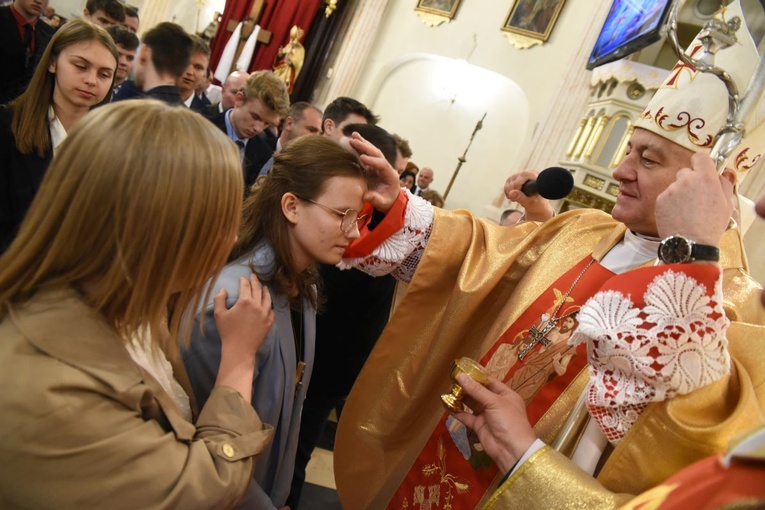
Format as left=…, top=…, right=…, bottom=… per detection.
left=517, top=258, right=595, bottom=361
left=290, top=303, right=306, bottom=400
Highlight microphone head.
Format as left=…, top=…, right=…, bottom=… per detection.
left=536, top=167, right=574, bottom=200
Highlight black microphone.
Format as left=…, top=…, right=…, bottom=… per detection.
left=520, top=167, right=574, bottom=200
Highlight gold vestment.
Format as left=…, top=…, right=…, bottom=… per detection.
left=335, top=208, right=765, bottom=510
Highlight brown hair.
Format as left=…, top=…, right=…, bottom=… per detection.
left=421, top=189, right=444, bottom=208
left=392, top=133, right=412, bottom=158
left=0, top=100, right=243, bottom=353
left=85, top=0, right=125, bottom=22
left=141, top=22, right=193, bottom=79
left=241, top=70, right=290, bottom=118
left=230, top=136, right=364, bottom=307
left=190, top=34, right=211, bottom=58
left=12, top=19, right=118, bottom=157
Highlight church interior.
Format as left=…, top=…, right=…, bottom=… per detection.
left=17, top=0, right=765, bottom=508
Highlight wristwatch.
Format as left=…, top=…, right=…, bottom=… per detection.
left=658, top=235, right=720, bottom=264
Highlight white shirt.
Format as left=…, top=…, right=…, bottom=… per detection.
left=48, top=107, right=67, bottom=155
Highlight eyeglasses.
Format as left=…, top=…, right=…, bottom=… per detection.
left=300, top=197, right=367, bottom=233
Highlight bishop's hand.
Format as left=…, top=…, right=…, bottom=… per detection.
left=451, top=374, right=537, bottom=475
left=504, top=170, right=555, bottom=222
left=348, top=132, right=402, bottom=214
left=655, top=152, right=734, bottom=248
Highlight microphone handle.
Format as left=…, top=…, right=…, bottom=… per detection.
left=520, top=179, right=538, bottom=196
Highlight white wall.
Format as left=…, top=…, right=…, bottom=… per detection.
left=350, top=0, right=610, bottom=215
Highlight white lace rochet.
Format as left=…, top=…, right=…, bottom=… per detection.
left=339, top=191, right=434, bottom=282
left=570, top=269, right=730, bottom=442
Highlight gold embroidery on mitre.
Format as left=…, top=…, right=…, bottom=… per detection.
left=640, top=107, right=714, bottom=148
left=414, top=437, right=470, bottom=509
left=734, top=147, right=761, bottom=173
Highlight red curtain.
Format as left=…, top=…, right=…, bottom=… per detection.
left=209, top=0, right=256, bottom=78
left=248, top=0, right=324, bottom=72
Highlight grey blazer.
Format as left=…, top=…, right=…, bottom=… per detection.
left=183, top=243, right=316, bottom=509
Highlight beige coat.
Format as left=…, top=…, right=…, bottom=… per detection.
left=0, top=287, right=274, bottom=509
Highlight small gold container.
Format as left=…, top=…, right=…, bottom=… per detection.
left=441, top=357, right=490, bottom=412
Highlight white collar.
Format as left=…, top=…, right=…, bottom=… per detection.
left=48, top=106, right=67, bottom=154
left=600, top=229, right=660, bottom=275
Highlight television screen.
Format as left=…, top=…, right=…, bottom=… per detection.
left=586, top=0, right=673, bottom=70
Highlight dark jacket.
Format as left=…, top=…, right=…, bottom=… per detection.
left=189, top=93, right=211, bottom=112
left=0, top=6, right=54, bottom=105
left=0, top=105, right=52, bottom=253
left=112, top=81, right=183, bottom=105
left=207, top=110, right=276, bottom=188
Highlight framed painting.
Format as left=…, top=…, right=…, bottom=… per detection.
left=415, top=0, right=462, bottom=20
left=502, top=0, right=567, bottom=42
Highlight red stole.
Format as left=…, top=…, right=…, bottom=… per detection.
left=389, top=256, right=615, bottom=509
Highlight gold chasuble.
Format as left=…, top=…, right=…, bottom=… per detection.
left=388, top=256, right=613, bottom=509
left=334, top=208, right=765, bottom=510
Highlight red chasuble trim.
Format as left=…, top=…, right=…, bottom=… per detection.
left=344, top=190, right=408, bottom=258
left=388, top=256, right=616, bottom=510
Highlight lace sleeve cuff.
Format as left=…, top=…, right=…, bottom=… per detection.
left=338, top=191, right=434, bottom=280
left=572, top=264, right=729, bottom=442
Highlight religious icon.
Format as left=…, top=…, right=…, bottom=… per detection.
left=509, top=314, right=579, bottom=404
left=502, top=0, right=567, bottom=42
left=199, top=11, right=222, bottom=45
left=415, top=0, right=462, bottom=20
left=272, top=25, right=305, bottom=94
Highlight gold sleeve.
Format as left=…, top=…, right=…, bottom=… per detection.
left=483, top=446, right=632, bottom=510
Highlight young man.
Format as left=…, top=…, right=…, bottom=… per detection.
left=321, top=96, right=379, bottom=140
left=113, top=22, right=193, bottom=105
left=176, top=35, right=211, bottom=111
left=0, top=0, right=55, bottom=104
left=105, top=25, right=139, bottom=96
left=253, top=102, right=323, bottom=177
left=334, top=1, right=765, bottom=508
left=83, top=0, right=124, bottom=27
left=207, top=70, right=289, bottom=188
left=123, top=4, right=138, bottom=32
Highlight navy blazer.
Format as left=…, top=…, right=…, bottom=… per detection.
left=189, top=93, right=211, bottom=112
left=207, top=110, right=275, bottom=188
left=0, top=106, right=53, bottom=253
left=0, top=7, right=55, bottom=105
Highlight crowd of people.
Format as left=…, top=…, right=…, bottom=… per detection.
left=0, top=0, right=764, bottom=509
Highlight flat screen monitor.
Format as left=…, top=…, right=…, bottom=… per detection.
left=586, top=0, right=673, bottom=70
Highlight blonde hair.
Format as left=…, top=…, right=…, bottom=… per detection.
left=0, top=100, right=243, bottom=352
left=12, top=19, right=118, bottom=157
left=240, top=70, right=290, bottom=118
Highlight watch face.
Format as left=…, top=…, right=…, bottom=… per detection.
left=659, top=236, right=692, bottom=264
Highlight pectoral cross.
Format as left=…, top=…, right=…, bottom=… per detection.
left=517, top=323, right=554, bottom=361
left=223, top=0, right=273, bottom=75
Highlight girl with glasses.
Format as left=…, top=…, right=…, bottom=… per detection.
left=182, top=135, right=367, bottom=509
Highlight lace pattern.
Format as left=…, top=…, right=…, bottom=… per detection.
left=339, top=191, right=434, bottom=282
left=570, top=269, right=730, bottom=442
